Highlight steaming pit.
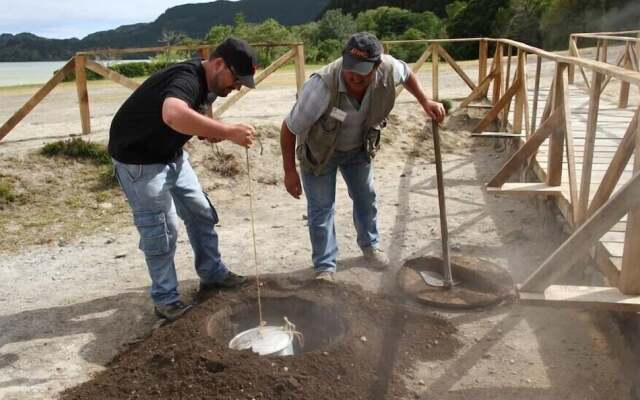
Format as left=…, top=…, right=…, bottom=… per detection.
left=206, top=296, right=348, bottom=355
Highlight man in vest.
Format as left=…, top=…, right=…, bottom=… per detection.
left=109, top=37, right=257, bottom=321
left=280, top=32, right=446, bottom=281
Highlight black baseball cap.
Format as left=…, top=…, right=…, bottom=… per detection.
left=342, top=32, right=382, bottom=75
left=214, top=37, right=258, bottom=88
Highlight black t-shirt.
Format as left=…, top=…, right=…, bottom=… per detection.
left=108, top=60, right=210, bottom=164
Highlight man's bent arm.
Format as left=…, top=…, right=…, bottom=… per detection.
left=402, top=71, right=445, bottom=122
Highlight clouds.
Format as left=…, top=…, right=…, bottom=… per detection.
left=0, top=0, right=221, bottom=39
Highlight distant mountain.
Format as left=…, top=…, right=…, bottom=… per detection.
left=0, top=0, right=329, bottom=62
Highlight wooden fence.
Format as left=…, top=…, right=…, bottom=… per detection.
left=380, top=35, right=640, bottom=310
left=569, top=31, right=640, bottom=108
left=2, top=33, right=640, bottom=310
left=0, top=42, right=306, bottom=142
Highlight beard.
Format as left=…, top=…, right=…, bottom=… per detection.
left=210, top=75, right=234, bottom=97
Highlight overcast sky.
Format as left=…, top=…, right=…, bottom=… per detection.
left=0, top=0, right=229, bottom=39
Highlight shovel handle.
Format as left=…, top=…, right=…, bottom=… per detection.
left=432, top=120, right=454, bottom=286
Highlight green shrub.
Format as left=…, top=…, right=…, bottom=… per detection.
left=441, top=98, right=453, bottom=112
left=41, top=138, right=111, bottom=165
left=0, top=180, right=16, bottom=204
left=110, top=62, right=148, bottom=77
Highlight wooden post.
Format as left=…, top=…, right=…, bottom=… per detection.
left=492, top=43, right=503, bottom=106
left=531, top=56, right=542, bottom=134
left=512, top=50, right=525, bottom=134
left=74, top=55, right=90, bottom=135
left=562, top=66, right=578, bottom=226
left=568, top=36, right=576, bottom=84
left=294, top=44, right=306, bottom=96
left=577, top=71, right=604, bottom=224
left=547, top=63, right=566, bottom=187
left=602, top=39, right=609, bottom=63
left=501, top=46, right=514, bottom=131
left=198, top=47, right=210, bottom=60
left=619, top=43, right=631, bottom=109
left=432, top=44, right=439, bottom=100
left=619, top=110, right=640, bottom=294
left=478, top=39, right=488, bottom=86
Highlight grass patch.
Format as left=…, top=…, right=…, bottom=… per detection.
left=0, top=151, right=128, bottom=252
left=41, top=138, right=111, bottom=165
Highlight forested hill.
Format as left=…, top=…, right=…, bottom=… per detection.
left=0, top=0, right=329, bottom=62
left=323, top=0, right=455, bottom=18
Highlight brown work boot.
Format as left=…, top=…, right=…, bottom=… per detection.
left=199, top=271, right=249, bottom=291
left=314, top=270, right=336, bottom=282
left=154, top=300, right=193, bottom=321
left=362, top=246, right=389, bottom=270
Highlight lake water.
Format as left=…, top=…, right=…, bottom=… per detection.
left=0, top=60, right=149, bottom=87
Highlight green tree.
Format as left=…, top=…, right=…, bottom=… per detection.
left=317, top=9, right=357, bottom=42
left=204, top=25, right=234, bottom=45
left=446, top=0, right=510, bottom=58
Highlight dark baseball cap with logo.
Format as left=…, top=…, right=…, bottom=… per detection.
left=214, top=37, right=258, bottom=88
left=342, top=32, right=383, bottom=75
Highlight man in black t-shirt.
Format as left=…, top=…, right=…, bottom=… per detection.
left=109, top=37, right=257, bottom=321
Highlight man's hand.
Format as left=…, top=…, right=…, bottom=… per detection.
left=284, top=169, right=302, bottom=199
left=424, top=99, right=446, bottom=123
left=227, top=123, right=256, bottom=148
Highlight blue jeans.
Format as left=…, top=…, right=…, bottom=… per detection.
left=113, top=151, right=229, bottom=305
left=301, top=149, right=379, bottom=272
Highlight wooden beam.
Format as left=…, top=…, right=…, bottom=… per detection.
left=478, top=39, right=488, bottom=85
left=588, top=110, right=639, bottom=216
left=74, top=55, right=91, bottom=134
left=561, top=66, right=579, bottom=226
left=576, top=71, right=604, bottom=224
left=85, top=59, right=139, bottom=91
left=436, top=45, right=476, bottom=91
left=471, top=132, right=525, bottom=138
left=568, top=37, right=576, bottom=84
left=619, top=44, right=632, bottom=108
left=459, top=70, right=495, bottom=109
left=546, top=64, right=567, bottom=187
left=521, top=172, right=640, bottom=293
left=213, top=48, right=296, bottom=118
left=518, top=285, right=640, bottom=312
left=487, top=110, right=563, bottom=187
left=492, top=43, right=502, bottom=106
left=512, top=50, right=525, bottom=134
left=619, top=109, right=640, bottom=294
left=496, top=38, right=640, bottom=87
left=486, top=183, right=563, bottom=196
left=531, top=56, right=542, bottom=134
left=294, top=44, right=306, bottom=96
left=0, top=58, right=75, bottom=142
left=432, top=44, right=439, bottom=100
left=473, top=76, right=521, bottom=133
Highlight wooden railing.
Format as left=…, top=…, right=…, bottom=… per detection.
left=0, top=42, right=306, bottom=142
left=379, top=35, right=640, bottom=308
left=569, top=31, right=640, bottom=108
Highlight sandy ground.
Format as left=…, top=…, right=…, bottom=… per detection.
left=1, top=56, right=639, bottom=399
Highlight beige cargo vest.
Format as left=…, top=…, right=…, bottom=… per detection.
left=296, top=56, right=397, bottom=175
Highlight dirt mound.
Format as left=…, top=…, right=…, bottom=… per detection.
left=61, top=280, right=460, bottom=400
